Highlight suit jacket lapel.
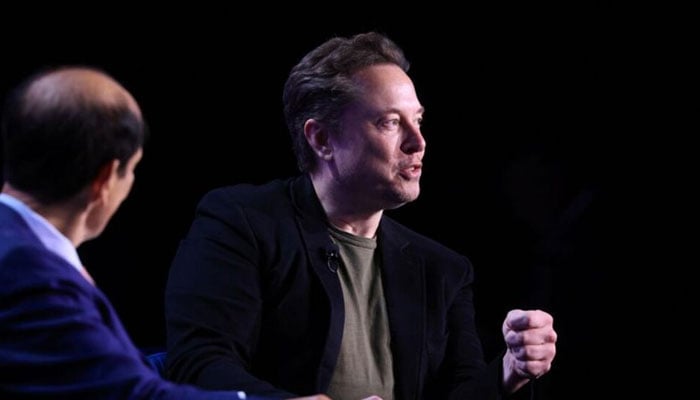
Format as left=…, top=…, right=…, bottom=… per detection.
left=289, top=175, right=344, bottom=392
left=380, top=221, right=425, bottom=400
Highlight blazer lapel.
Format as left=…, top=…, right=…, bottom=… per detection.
left=289, top=176, right=344, bottom=392
left=379, top=221, right=425, bottom=400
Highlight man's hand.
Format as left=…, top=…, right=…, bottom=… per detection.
left=501, top=309, right=557, bottom=393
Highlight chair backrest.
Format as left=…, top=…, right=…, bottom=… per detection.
left=146, top=351, right=167, bottom=377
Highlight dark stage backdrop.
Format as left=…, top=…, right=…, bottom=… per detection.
left=1, top=10, right=637, bottom=398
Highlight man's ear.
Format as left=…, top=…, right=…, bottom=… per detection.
left=304, top=119, right=333, bottom=160
left=89, top=160, right=119, bottom=202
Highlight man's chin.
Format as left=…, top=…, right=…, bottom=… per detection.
left=386, top=189, right=420, bottom=210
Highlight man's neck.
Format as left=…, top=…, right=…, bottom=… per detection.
left=308, top=173, right=382, bottom=239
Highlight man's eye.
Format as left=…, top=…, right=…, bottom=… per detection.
left=380, top=119, right=400, bottom=129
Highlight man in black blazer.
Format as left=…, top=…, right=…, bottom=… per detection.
left=165, top=32, right=557, bottom=400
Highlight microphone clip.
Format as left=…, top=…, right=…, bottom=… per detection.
left=325, top=246, right=340, bottom=273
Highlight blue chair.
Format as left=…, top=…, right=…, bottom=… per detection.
left=146, top=351, right=168, bottom=377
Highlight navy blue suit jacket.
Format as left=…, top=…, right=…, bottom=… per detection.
left=165, top=175, right=503, bottom=399
left=0, top=202, right=265, bottom=400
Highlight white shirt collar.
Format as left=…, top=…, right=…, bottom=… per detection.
left=0, top=193, right=85, bottom=275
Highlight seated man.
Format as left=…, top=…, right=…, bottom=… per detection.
left=0, top=66, right=327, bottom=400
left=165, top=32, right=556, bottom=399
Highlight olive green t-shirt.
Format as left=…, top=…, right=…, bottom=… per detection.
left=326, top=227, right=394, bottom=400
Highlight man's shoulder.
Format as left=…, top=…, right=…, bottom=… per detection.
left=381, top=216, right=469, bottom=263
left=200, top=177, right=294, bottom=207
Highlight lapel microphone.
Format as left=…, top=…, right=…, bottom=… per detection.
left=325, top=244, right=340, bottom=273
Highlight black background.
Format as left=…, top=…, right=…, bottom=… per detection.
left=2, top=6, right=663, bottom=398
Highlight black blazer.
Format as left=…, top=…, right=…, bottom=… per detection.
left=165, top=175, right=502, bottom=399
